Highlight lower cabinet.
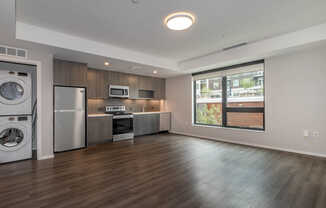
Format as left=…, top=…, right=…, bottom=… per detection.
left=134, top=114, right=160, bottom=136
left=160, top=112, right=171, bottom=131
left=134, top=113, right=171, bottom=136
left=88, top=116, right=113, bottom=145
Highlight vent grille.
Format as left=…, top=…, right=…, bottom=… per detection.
left=222, top=42, right=248, bottom=51
left=0, top=45, right=28, bottom=59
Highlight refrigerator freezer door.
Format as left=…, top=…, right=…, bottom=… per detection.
left=54, top=86, right=86, bottom=152
left=55, top=87, right=85, bottom=111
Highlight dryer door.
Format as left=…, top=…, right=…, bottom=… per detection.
left=0, top=77, right=29, bottom=105
left=0, top=125, right=27, bottom=152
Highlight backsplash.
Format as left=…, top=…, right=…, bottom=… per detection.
left=88, top=98, right=163, bottom=114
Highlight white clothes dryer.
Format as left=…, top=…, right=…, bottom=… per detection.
left=0, top=70, right=32, bottom=115
left=0, top=115, right=32, bottom=164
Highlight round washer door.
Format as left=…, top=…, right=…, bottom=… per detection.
left=0, top=77, right=29, bottom=105
left=0, top=124, right=27, bottom=152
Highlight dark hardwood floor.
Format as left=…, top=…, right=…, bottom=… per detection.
left=1, top=133, right=326, bottom=208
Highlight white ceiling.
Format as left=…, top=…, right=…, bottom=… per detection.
left=53, top=49, right=181, bottom=78
left=16, top=0, right=326, bottom=62
left=0, top=0, right=176, bottom=77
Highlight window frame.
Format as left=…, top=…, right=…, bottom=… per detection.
left=193, top=60, right=265, bottom=131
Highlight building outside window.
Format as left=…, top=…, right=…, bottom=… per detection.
left=193, top=61, right=265, bottom=130
left=232, top=79, right=239, bottom=87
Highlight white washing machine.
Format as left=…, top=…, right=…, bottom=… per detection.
left=0, top=70, right=32, bottom=116
left=0, top=115, right=32, bottom=164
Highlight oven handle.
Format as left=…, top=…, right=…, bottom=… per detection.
left=113, top=115, right=134, bottom=119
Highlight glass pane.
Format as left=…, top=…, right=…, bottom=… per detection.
left=113, top=118, right=133, bottom=134
left=0, top=82, right=24, bottom=100
left=227, top=70, right=264, bottom=108
left=227, top=112, right=264, bottom=129
left=111, top=89, right=124, bottom=95
left=196, top=103, right=222, bottom=125
left=195, top=77, right=222, bottom=125
left=0, top=128, right=24, bottom=147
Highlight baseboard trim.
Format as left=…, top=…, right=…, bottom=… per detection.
left=169, top=131, right=326, bottom=159
left=38, top=155, right=54, bottom=160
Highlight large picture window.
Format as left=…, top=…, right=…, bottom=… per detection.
left=193, top=60, right=265, bottom=130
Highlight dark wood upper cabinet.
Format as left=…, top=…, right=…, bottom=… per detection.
left=96, top=70, right=108, bottom=99
left=107, top=71, right=120, bottom=86
left=87, top=68, right=108, bottom=99
left=87, top=69, right=98, bottom=98
left=138, top=76, right=154, bottom=91
left=160, top=79, right=166, bottom=99
left=53, top=59, right=87, bottom=87
left=127, top=74, right=139, bottom=99
left=70, top=62, right=88, bottom=87
left=54, top=59, right=166, bottom=100
left=118, top=73, right=129, bottom=86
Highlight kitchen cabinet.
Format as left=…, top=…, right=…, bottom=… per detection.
left=86, top=68, right=165, bottom=100
left=138, top=76, right=154, bottom=91
left=153, top=78, right=166, bottom=99
left=159, top=112, right=171, bottom=131
left=88, top=116, right=113, bottom=145
left=127, top=74, right=139, bottom=99
left=87, top=69, right=97, bottom=98
left=134, top=114, right=160, bottom=136
left=107, top=71, right=120, bottom=86
left=96, top=69, right=108, bottom=98
left=160, top=79, right=166, bottom=99
left=53, top=59, right=88, bottom=87
left=118, top=72, right=129, bottom=86
left=137, top=76, right=165, bottom=99
left=87, top=69, right=108, bottom=99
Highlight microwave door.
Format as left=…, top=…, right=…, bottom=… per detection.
left=111, top=88, right=124, bottom=97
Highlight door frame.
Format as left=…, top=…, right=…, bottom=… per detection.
left=0, top=56, right=43, bottom=160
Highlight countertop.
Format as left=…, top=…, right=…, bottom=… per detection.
left=88, top=111, right=170, bottom=117
left=88, top=114, right=113, bottom=118
left=132, top=111, right=171, bottom=115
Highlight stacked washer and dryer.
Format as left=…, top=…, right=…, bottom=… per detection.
left=0, top=66, right=34, bottom=164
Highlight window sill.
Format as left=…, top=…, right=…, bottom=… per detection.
left=192, top=124, right=265, bottom=133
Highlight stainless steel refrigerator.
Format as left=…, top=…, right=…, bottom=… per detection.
left=54, top=86, right=86, bottom=152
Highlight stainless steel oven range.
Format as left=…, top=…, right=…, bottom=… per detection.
left=106, top=105, right=134, bottom=142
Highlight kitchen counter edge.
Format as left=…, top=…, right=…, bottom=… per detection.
left=88, top=112, right=171, bottom=117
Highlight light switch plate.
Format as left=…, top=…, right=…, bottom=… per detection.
left=312, top=131, right=320, bottom=137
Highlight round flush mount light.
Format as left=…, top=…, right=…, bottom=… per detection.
left=164, top=12, right=195, bottom=31
left=153, top=70, right=158, bottom=74
left=104, top=61, right=110, bottom=66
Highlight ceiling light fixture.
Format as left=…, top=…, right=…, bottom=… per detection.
left=104, top=61, right=110, bottom=66
left=153, top=70, right=158, bottom=74
left=164, top=12, right=195, bottom=31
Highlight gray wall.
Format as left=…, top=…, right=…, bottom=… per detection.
left=166, top=43, right=326, bottom=157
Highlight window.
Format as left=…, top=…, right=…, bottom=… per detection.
left=195, top=77, right=222, bottom=125
left=232, top=79, right=239, bottom=88
left=193, top=60, right=265, bottom=130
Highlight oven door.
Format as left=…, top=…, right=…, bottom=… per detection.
left=113, top=117, right=133, bottom=135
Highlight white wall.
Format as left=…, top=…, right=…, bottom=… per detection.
left=166, top=43, right=326, bottom=157
left=0, top=0, right=54, bottom=159
left=29, top=52, right=54, bottom=159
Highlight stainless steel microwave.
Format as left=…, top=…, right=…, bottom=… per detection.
left=109, top=85, right=129, bottom=98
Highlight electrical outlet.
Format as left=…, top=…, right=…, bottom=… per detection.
left=312, top=131, right=320, bottom=137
